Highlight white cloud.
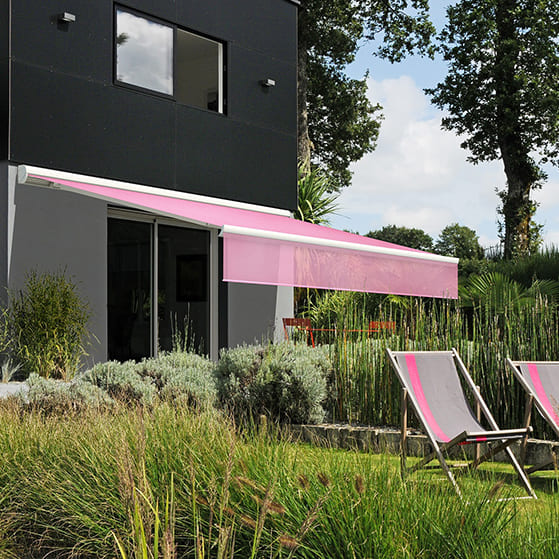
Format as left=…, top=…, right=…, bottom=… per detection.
left=329, top=75, right=559, bottom=248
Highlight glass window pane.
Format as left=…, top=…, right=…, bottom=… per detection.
left=176, top=29, right=222, bottom=112
left=108, top=219, right=152, bottom=361
left=158, top=225, right=210, bottom=354
left=116, top=9, right=173, bottom=95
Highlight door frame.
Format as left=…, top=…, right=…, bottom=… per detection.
left=108, top=207, right=219, bottom=360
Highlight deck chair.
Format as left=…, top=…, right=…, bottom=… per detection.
left=506, top=359, right=559, bottom=473
left=387, top=349, right=536, bottom=498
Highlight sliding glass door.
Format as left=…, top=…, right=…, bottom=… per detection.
left=157, top=224, right=210, bottom=354
left=108, top=216, right=210, bottom=361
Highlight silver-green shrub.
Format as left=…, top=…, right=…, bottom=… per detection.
left=79, top=361, right=156, bottom=405
left=20, top=373, right=114, bottom=414
left=136, top=350, right=217, bottom=408
left=216, top=342, right=331, bottom=424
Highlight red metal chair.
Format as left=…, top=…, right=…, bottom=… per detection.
left=369, top=320, right=396, bottom=333
left=282, top=317, right=315, bottom=347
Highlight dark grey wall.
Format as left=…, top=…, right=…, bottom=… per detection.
left=0, top=163, right=7, bottom=305
left=8, top=173, right=108, bottom=365
left=8, top=0, right=297, bottom=210
left=0, top=0, right=8, bottom=161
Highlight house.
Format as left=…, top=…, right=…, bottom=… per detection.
left=1, top=0, right=300, bottom=363
left=0, top=0, right=458, bottom=366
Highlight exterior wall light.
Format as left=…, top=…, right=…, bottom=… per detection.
left=260, top=78, right=276, bottom=87
left=58, top=12, right=76, bottom=23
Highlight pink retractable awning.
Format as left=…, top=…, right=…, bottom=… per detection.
left=19, top=167, right=458, bottom=299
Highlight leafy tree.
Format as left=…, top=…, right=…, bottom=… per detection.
left=434, top=223, right=484, bottom=260
left=427, top=0, right=559, bottom=259
left=298, top=0, right=435, bottom=190
left=366, top=224, right=433, bottom=251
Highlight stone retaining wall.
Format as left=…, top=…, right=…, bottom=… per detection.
left=289, top=424, right=559, bottom=469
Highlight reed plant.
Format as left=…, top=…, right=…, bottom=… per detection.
left=0, top=401, right=558, bottom=558
left=309, top=288, right=559, bottom=433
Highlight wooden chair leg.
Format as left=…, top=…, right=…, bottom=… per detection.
left=520, top=394, right=533, bottom=468
left=400, top=388, right=408, bottom=479
left=475, top=385, right=481, bottom=463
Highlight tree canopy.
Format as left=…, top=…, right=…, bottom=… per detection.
left=366, top=224, right=433, bottom=251
left=427, top=0, right=559, bottom=259
left=434, top=223, right=484, bottom=260
left=298, top=0, right=435, bottom=190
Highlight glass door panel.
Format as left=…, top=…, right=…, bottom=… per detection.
left=108, top=219, right=152, bottom=361
left=158, top=225, right=210, bottom=354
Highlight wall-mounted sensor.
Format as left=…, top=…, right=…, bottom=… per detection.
left=260, top=78, right=276, bottom=87
left=58, top=12, right=76, bottom=23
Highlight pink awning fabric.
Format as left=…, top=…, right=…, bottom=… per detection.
left=20, top=168, right=458, bottom=298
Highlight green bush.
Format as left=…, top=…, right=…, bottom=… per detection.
left=136, top=350, right=217, bottom=408
left=79, top=361, right=156, bottom=405
left=216, top=342, right=331, bottom=424
left=8, top=270, right=91, bottom=380
left=20, top=373, right=114, bottom=414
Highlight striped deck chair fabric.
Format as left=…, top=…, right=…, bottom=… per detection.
left=387, top=349, right=536, bottom=498
left=507, top=359, right=559, bottom=472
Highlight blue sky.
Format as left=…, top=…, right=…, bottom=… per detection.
left=328, top=4, right=559, bottom=249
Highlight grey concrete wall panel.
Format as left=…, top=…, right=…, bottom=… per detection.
left=9, top=180, right=108, bottom=365
left=8, top=0, right=297, bottom=210
left=227, top=283, right=277, bottom=347
left=273, top=285, right=293, bottom=343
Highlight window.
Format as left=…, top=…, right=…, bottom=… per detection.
left=115, top=10, right=173, bottom=96
left=115, top=7, right=225, bottom=113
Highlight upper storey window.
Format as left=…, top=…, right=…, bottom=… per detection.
left=115, top=10, right=173, bottom=95
left=115, top=7, right=225, bottom=113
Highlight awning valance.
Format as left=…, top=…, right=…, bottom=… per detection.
left=17, top=165, right=458, bottom=298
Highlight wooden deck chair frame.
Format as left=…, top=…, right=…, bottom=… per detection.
left=506, top=358, right=559, bottom=474
left=387, top=348, right=536, bottom=499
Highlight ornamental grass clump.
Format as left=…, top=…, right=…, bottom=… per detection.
left=7, top=270, right=91, bottom=380
left=216, top=342, right=331, bottom=424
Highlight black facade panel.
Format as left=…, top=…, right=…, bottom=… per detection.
left=175, top=110, right=297, bottom=209
left=177, top=0, right=297, bottom=62
left=0, top=57, right=7, bottom=160
left=8, top=0, right=297, bottom=209
left=10, top=63, right=175, bottom=188
left=228, top=45, right=296, bottom=134
left=117, top=0, right=176, bottom=24
left=11, top=1, right=112, bottom=84
left=216, top=0, right=297, bottom=62
left=0, top=0, right=8, bottom=160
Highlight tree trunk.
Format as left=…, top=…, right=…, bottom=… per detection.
left=499, top=145, right=538, bottom=259
left=495, top=0, right=538, bottom=259
left=297, top=7, right=311, bottom=176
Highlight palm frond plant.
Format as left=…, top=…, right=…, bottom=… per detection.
left=295, top=164, right=339, bottom=226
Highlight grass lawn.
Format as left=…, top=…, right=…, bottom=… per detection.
left=0, top=401, right=558, bottom=558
